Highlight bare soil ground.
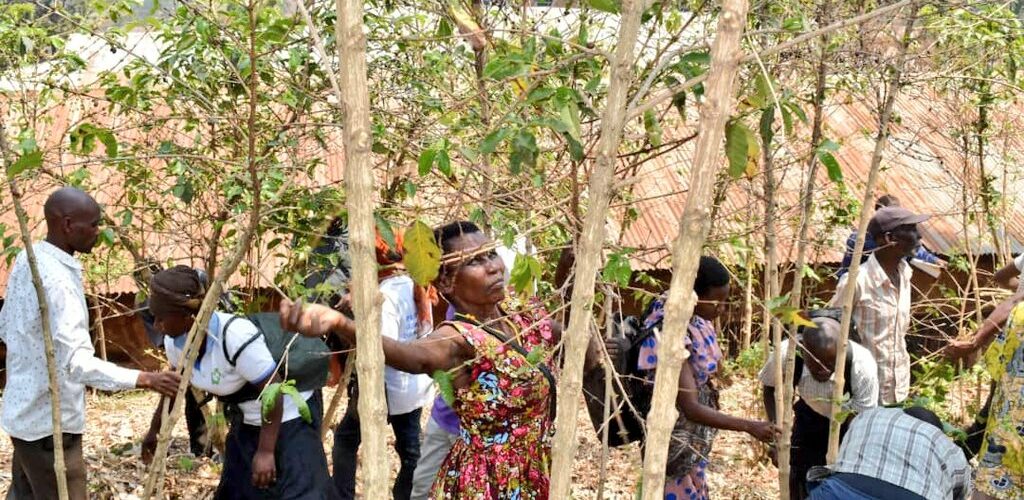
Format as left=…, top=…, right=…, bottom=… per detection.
left=2, top=369, right=982, bottom=499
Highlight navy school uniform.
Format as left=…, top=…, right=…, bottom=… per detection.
left=165, top=312, right=338, bottom=499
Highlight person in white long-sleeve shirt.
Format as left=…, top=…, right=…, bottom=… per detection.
left=0, top=187, right=181, bottom=500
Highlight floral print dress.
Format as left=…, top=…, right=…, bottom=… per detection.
left=430, top=307, right=557, bottom=500
left=977, top=303, right=1024, bottom=498
left=637, top=298, right=723, bottom=500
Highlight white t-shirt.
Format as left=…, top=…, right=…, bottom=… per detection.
left=380, top=275, right=434, bottom=415
left=165, top=311, right=312, bottom=426
left=1014, top=254, right=1024, bottom=294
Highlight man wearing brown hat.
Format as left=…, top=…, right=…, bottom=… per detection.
left=829, top=206, right=930, bottom=405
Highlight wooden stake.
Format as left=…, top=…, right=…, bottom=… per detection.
left=336, top=0, right=390, bottom=494
left=639, top=0, right=749, bottom=497
left=828, top=4, right=920, bottom=462
left=548, top=0, right=646, bottom=496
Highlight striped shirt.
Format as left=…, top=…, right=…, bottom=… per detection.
left=829, top=254, right=912, bottom=405
left=759, top=339, right=878, bottom=418
left=830, top=408, right=972, bottom=500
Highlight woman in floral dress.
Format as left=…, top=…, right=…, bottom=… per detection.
left=280, top=220, right=599, bottom=499
left=636, top=256, right=777, bottom=500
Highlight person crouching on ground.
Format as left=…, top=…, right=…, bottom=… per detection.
left=760, top=312, right=878, bottom=499
left=141, top=266, right=336, bottom=499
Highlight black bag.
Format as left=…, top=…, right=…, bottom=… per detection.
left=217, top=312, right=330, bottom=404
left=583, top=313, right=656, bottom=447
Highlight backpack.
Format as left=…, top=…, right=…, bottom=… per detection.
left=582, top=313, right=655, bottom=447
left=216, top=312, right=330, bottom=404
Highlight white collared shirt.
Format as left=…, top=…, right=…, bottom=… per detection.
left=829, top=254, right=913, bottom=405
left=379, top=275, right=433, bottom=415
left=759, top=339, right=878, bottom=417
left=0, top=241, right=139, bottom=441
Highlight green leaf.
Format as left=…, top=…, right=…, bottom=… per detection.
left=816, top=140, right=843, bottom=182
left=402, top=220, right=442, bottom=286
left=786, top=102, right=808, bottom=124
left=783, top=16, right=803, bottom=32
left=7, top=150, right=42, bottom=176
left=725, top=120, right=750, bottom=179
left=819, top=152, right=842, bottom=183
left=587, top=0, right=620, bottom=14
left=280, top=382, right=312, bottom=424
left=98, top=228, right=116, bottom=247
left=482, top=58, right=521, bottom=80
left=559, top=103, right=582, bottom=142
left=509, top=130, right=537, bottom=174
left=509, top=254, right=542, bottom=295
left=375, top=213, right=396, bottom=251
left=436, top=148, right=452, bottom=177
left=480, top=128, right=510, bottom=155
left=259, top=382, right=283, bottom=422
left=602, top=251, right=633, bottom=287
left=754, top=73, right=773, bottom=109
left=417, top=148, right=436, bottom=176
left=643, top=109, right=662, bottom=147
left=780, top=104, right=794, bottom=137
left=433, top=369, right=455, bottom=405
left=759, top=105, right=775, bottom=148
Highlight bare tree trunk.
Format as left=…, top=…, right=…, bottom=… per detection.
left=777, top=25, right=830, bottom=496
left=547, top=0, right=646, bottom=496
left=763, top=99, right=786, bottom=500
left=741, top=240, right=754, bottom=350
left=640, top=0, right=750, bottom=497
left=828, top=4, right=919, bottom=462
left=142, top=2, right=266, bottom=496
left=336, top=0, right=390, bottom=495
left=0, top=122, right=69, bottom=500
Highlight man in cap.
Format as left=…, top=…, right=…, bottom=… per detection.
left=837, top=195, right=943, bottom=277
left=761, top=311, right=878, bottom=499
left=829, top=206, right=930, bottom=405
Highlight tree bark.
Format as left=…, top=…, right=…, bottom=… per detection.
left=142, top=2, right=266, bottom=496
left=547, top=0, right=646, bottom=496
left=828, top=4, right=919, bottom=462
left=639, top=0, right=749, bottom=497
left=0, top=121, right=70, bottom=500
left=777, top=23, right=830, bottom=496
left=336, top=0, right=390, bottom=496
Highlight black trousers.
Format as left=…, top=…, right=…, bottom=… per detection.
left=333, top=404, right=423, bottom=500
left=215, top=391, right=338, bottom=500
left=7, top=433, right=88, bottom=500
left=790, top=399, right=848, bottom=500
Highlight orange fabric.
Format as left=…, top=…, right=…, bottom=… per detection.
left=375, top=228, right=437, bottom=327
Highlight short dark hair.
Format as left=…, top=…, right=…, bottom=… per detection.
left=433, top=221, right=482, bottom=254
left=875, top=194, right=900, bottom=210
left=694, top=255, right=730, bottom=297
left=903, top=406, right=944, bottom=431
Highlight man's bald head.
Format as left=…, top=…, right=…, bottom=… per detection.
left=44, top=187, right=99, bottom=221
left=44, top=187, right=101, bottom=255
left=801, top=317, right=841, bottom=382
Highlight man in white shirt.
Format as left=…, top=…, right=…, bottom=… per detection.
left=0, top=187, right=180, bottom=499
left=761, top=313, right=878, bottom=499
left=829, top=206, right=929, bottom=405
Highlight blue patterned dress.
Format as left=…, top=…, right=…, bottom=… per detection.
left=636, top=299, right=723, bottom=500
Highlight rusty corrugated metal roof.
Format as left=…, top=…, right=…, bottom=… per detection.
left=620, top=89, right=1024, bottom=270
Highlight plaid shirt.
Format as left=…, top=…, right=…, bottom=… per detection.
left=831, top=408, right=972, bottom=500
left=830, top=254, right=912, bottom=405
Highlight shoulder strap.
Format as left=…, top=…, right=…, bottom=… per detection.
left=792, top=354, right=804, bottom=388
left=220, top=315, right=264, bottom=367
left=842, top=343, right=855, bottom=396
left=450, top=315, right=558, bottom=423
